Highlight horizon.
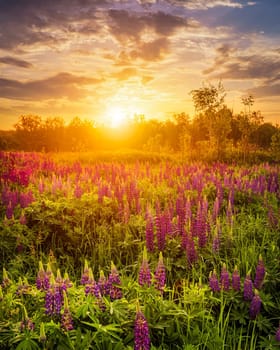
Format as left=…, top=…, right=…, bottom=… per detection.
left=0, top=0, right=279, bottom=130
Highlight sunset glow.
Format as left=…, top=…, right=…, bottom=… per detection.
left=0, top=0, right=279, bottom=129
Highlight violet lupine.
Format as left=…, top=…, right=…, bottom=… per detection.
left=20, top=318, right=35, bottom=332
left=145, top=211, right=154, bottom=253
left=134, top=309, right=150, bottom=350
left=36, top=261, right=50, bottom=291
left=232, top=266, right=241, bottom=292
left=80, top=260, right=91, bottom=285
left=108, top=262, right=122, bottom=300
left=61, top=292, right=74, bottom=331
left=254, top=255, right=265, bottom=290
left=154, top=252, right=166, bottom=295
left=98, top=270, right=109, bottom=296
left=139, top=247, right=152, bottom=287
left=243, top=272, right=254, bottom=301
left=1, top=268, right=11, bottom=288
left=249, top=290, right=262, bottom=319
left=45, top=275, right=63, bottom=316
left=85, top=270, right=100, bottom=297
left=185, top=234, right=197, bottom=266
left=276, top=325, right=280, bottom=342
left=220, top=263, right=230, bottom=291
left=209, top=270, right=220, bottom=292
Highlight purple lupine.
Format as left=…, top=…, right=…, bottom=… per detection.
left=243, top=272, right=254, bottom=301
left=254, top=255, right=265, bottom=290
left=108, top=262, right=122, bottom=300
left=45, top=276, right=63, bottom=316
left=249, top=291, right=262, bottom=319
left=1, top=268, right=11, bottom=288
left=220, top=263, right=230, bottom=291
left=36, top=261, right=51, bottom=291
left=80, top=260, right=91, bottom=285
left=154, top=252, right=166, bottom=294
left=61, top=292, right=74, bottom=331
left=139, top=248, right=152, bottom=287
left=145, top=211, right=154, bottom=253
left=98, top=270, right=109, bottom=296
left=276, top=325, right=280, bottom=342
left=134, top=310, right=150, bottom=350
left=232, top=266, right=241, bottom=292
left=185, top=234, right=197, bottom=266
left=20, top=318, right=35, bottom=332
left=209, top=270, right=220, bottom=292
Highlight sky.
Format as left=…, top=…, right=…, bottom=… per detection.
left=0, top=0, right=279, bottom=129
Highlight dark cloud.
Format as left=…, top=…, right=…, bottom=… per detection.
left=0, top=0, right=107, bottom=49
left=248, top=83, right=280, bottom=97
left=0, top=56, right=33, bottom=68
left=131, top=37, right=169, bottom=60
left=108, top=9, right=188, bottom=42
left=0, top=72, right=102, bottom=101
left=203, top=44, right=236, bottom=74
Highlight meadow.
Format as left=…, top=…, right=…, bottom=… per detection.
left=0, top=151, right=280, bottom=349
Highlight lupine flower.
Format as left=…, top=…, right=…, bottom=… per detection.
left=20, top=318, right=35, bottom=332
left=154, top=252, right=166, bottom=294
left=185, top=234, right=197, bottom=266
left=16, top=277, right=31, bottom=296
left=36, top=261, right=50, bottom=291
left=134, top=307, right=150, bottom=350
left=45, top=275, right=63, bottom=316
left=232, top=266, right=241, bottom=292
left=108, top=262, right=122, bottom=300
left=209, top=270, right=220, bottom=292
left=19, top=210, right=27, bottom=225
left=1, top=268, right=10, bottom=288
left=249, top=290, right=262, bottom=319
left=254, top=255, right=265, bottom=290
left=220, top=263, right=230, bottom=291
left=39, top=322, right=46, bottom=343
left=98, top=270, right=109, bottom=296
left=139, top=247, right=152, bottom=287
left=145, top=211, right=154, bottom=253
left=276, top=325, right=280, bottom=342
left=61, top=292, right=74, bottom=331
left=243, top=272, right=254, bottom=301
left=80, top=260, right=90, bottom=285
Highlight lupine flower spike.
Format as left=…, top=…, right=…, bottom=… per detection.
left=81, top=260, right=90, bottom=285
left=249, top=290, right=262, bottom=319
left=39, top=322, right=46, bottom=343
left=209, top=269, right=220, bottom=292
left=232, top=265, right=241, bottom=292
left=61, top=291, right=74, bottom=331
left=138, top=247, right=152, bottom=287
left=134, top=302, right=151, bottom=350
left=220, top=263, right=230, bottom=291
left=243, top=271, right=254, bottom=301
left=254, top=255, right=266, bottom=290
left=276, top=324, right=280, bottom=342
left=154, top=252, right=166, bottom=295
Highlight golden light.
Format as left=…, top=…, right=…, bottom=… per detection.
left=110, top=107, right=125, bottom=128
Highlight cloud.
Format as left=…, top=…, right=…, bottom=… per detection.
left=165, top=0, right=245, bottom=9
left=248, top=83, right=280, bottom=97
left=108, top=9, right=188, bottom=43
left=0, top=72, right=102, bottom=101
left=112, top=67, right=138, bottom=80
left=0, top=56, right=33, bottom=68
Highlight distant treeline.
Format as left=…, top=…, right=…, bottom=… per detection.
left=1, top=83, right=280, bottom=162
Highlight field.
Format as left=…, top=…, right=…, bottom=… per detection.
left=0, top=151, right=280, bottom=349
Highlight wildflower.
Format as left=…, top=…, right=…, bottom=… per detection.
left=232, top=266, right=241, bottom=292
left=16, top=277, right=31, bottom=296
left=139, top=247, right=152, bottom=287
left=1, top=268, right=11, bottom=288
left=249, top=290, right=262, bottom=319
left=45, top=275, right=62, bottom=316
left=98, top=270, right=109, bottom=296
left=20, top=318, right=35, bottom=332
left=108, top=262, right=122, bottom=300
left=185, top=235, right=197, bottom=266
left=243, top=272, right=254, bottom=301
left=61, top=292, right=74, bottom=331
left=276, top=325, right=280, bottom=342
left=254, top=255, right=265, bottom=290
left=39, top=322, right=46, bottom=343
left=154, top=252, right=166, bottom=294
left=220, top=263, right=230, bottom=291
left=134, top=307, right=150, bottom=350
left=209, top=270, right=220, bottom=292
left=145, top=212, right=154, bottom=253
left=36, top=261, right=50, bottom=291
left=80, top=260, right=90, bottom=285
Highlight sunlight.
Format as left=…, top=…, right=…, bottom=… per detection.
left=109, top=107, right=126, bottom=128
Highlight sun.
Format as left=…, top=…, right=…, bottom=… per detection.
left=108, top=107, right=126, bottom=128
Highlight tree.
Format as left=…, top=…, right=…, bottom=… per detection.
left=190, top=82, right=232, bottom=160
left=14, top=115, right=44, bottom=151
left=236, top=95, right=263, bottom=161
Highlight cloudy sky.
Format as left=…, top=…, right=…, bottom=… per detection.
left=0, top=0, right=279, bottom=129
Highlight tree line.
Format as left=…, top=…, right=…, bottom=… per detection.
left=0, top=83, right=279, bottom=162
